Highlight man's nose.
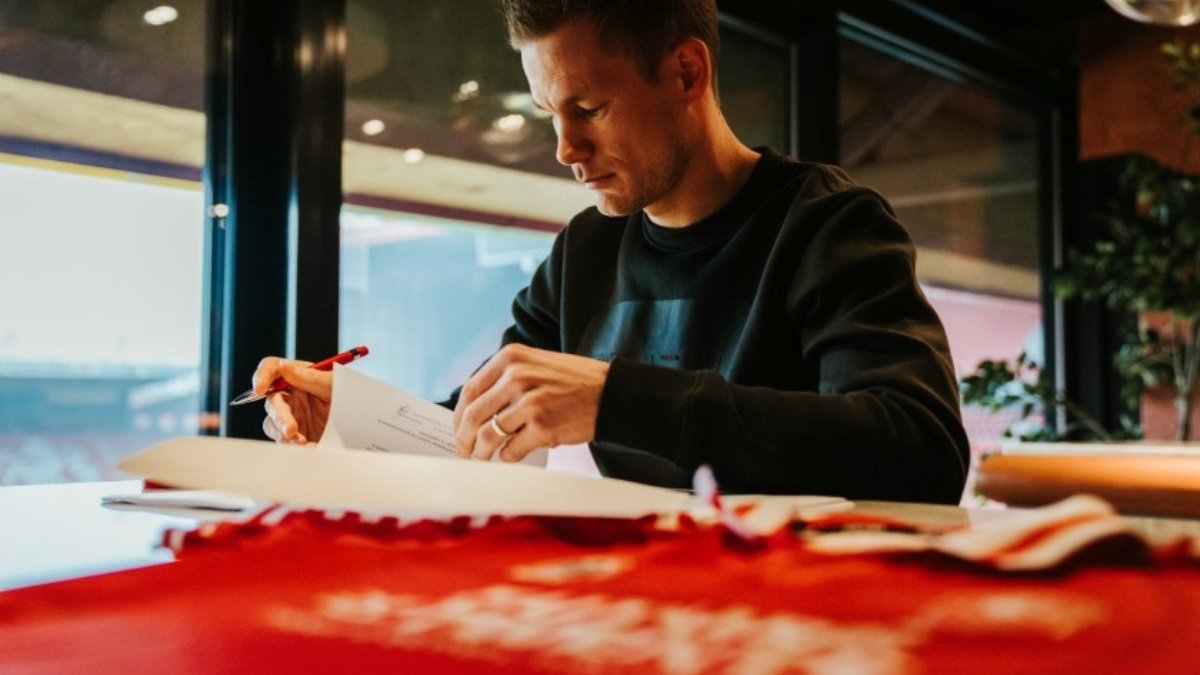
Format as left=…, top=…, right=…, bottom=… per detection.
left=555, top=120, right=592, bottom=166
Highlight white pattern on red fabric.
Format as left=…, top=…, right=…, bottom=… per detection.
left=264, top=583, right=1107, bottom=675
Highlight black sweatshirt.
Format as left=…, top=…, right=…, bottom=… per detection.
left=465, top=148, right=968, bottom=504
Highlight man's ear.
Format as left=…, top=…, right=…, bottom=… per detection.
left=673, top=37, right=711, bottom=101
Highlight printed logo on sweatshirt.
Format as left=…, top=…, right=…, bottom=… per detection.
left=580, top=298, right=745, bottom=371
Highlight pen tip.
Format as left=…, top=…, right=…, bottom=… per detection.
left=229, top=390, right=258, bottom=406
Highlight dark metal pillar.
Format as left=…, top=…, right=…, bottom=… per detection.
left=202, top=0, right=346, bottom=439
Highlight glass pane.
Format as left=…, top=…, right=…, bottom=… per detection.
left=0, top=1, right=208, bottom=485
left=720, top=27, right=790, bottom=151
left=341, top=0, right=566, bottom=398
left=340, top=207, right=555, bottom=399
left=839, top=38, right=1043, bottom=454
left=342, top=1, right=791, bottom=400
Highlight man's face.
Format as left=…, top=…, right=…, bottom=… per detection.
left=520, top=20, right=694, bottom=219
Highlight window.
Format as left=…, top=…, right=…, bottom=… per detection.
left=0, top=1, right=209, bottom=484
left=339, top=0, right=565, bottom=398
left=719, top=23, right=792, bottom=152
left=838, top=36, right=1044, bottom=448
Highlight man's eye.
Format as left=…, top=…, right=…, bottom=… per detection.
left=578, top=105, right=601, bottom=118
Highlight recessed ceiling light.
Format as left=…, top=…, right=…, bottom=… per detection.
left=492, top=114, right=526, bottom=134
left=361, top=119, right=386, bottom=136
left=453, top=80, right=480, bottom=103
left=143, top=5, right=179, bottom=26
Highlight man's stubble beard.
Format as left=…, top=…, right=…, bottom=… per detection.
left=593, top=131, right=694, bottom=220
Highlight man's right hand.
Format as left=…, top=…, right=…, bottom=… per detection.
left=252, top=356, right=334, bottom=445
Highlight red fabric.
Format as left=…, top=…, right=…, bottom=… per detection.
left=2, top=512, right=1199, bottom=675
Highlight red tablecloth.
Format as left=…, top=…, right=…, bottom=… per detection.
left=1, top=510, right=1198, bottom=675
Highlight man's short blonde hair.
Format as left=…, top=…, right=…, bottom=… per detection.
left=501, top=0, right=721, bottom=93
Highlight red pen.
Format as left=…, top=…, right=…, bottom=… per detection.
left=229, top=345, right=369, bottom=406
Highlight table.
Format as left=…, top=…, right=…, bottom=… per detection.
left=0, top=480, right=199, bottom=590
left=5, top=481, right=1200, bottom=675
left=0, top=480, right=998, bottom=592
left=3, top=480, right=1198, bottom=589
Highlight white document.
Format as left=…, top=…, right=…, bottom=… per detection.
left=319, top=365, right=548, bottom=467
left=101, top=489, right=259, bottom=512
left=101, top=489, right=263, bottom=520
left=117, top=437, right=691, bottom=519
left=113, top=365, right=845, bottom=522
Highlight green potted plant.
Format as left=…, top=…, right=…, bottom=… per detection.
left=960, top=352, right=1138, bottom=442
left=1054, top=153, right=1200, bottom=440
left=963, top=40, right=1200, bottom=442
left=1051, top=39, right=1200, bottom=441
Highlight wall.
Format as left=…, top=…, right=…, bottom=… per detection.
left=1080, top=13, right=1200, bottom=173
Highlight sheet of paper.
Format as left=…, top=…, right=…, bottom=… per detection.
left=117, top=437, right=692, bottom=519
left=320, top=365, right=548, bottom=467
left=101, top=489, right=261, bottom=512
left=546, top=443, right=602, bottom=478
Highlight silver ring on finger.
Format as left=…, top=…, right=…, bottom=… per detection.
left=490, top=413, right=515, bottom=439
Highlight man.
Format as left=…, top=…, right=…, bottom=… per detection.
left=258, top=0, right=969, bottom=504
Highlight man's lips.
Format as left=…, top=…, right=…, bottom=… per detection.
left=581, top=173, right=615, bottom=189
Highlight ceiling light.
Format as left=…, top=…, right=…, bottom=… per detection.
left=453, top=80, right=481, bottom=103
left=492, top=114, right=526, bottom=134
left=501, top=92, right=551, bottom=119
left=143, top=5, right=179, bottom=26
left=402, top=148, right=426, bottom=164
left=1104, top=0, right=1199, bottom=26
left=361, top=119, right=386, bottom=136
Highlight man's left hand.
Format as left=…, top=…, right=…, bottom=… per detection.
left=452, top=344, right=610, bottom=462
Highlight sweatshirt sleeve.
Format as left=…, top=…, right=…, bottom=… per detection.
left=594, top=191, right=970, bottom=504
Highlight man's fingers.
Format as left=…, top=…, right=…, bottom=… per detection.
left=454, top=345, right=543, bottom=449
left=455, top=379, right=516, bottom=458
left=262, top=416, right=281, bottom=442
left=453, top=364, right=499, bottom=430
left=470, top=419, right=516, bottom=462
left=251, top=356, right=292, bottom=395
left=453, top=345, right=530, bottom=428
left=262, top=414, right=307, bottom=446
left=497, top=434, right=541, bottom=463
left=264, top=392, right=293, bottom=435
left=471, top=406, right=551, bottom=463
left=264, top=392, right=307, bottom=444
left=459, top=412, right=501, bottom=460
left=278, top=360, right=331, bottom=399
left=452, top=345, right=606, bottom=460
left=251, top=357, right=280, bottom=394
